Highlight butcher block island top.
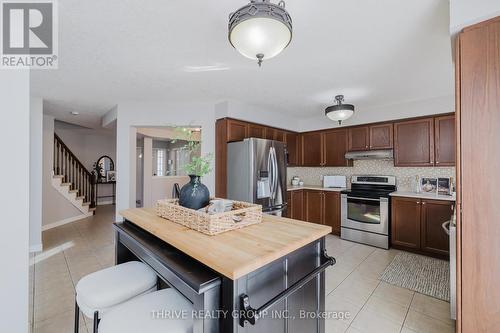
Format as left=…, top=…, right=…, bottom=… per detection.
left=120, top=208, right=332, bottom=280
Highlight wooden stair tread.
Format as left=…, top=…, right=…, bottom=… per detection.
left=61, top=182, right=72, bottom=186
left=88, top=207, right=96, bottom=212
left=82, top=202, right=90, bottom=206
left=76, top=196, right=84, bottom=200
left=53, top=175, right=64, bottom=179
left=68, top=189, right=78, bottom=193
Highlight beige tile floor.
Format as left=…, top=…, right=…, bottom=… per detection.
left=31, top=205, right=455, bottom=333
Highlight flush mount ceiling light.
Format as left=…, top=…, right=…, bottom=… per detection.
left=228, top=0, right=292, bottom=67
left=70, top=111, right=79, bottom=115
left=325, top=95, right=355, bottom=125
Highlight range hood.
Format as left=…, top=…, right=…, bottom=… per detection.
left=345, top=149, right=394, bottom=160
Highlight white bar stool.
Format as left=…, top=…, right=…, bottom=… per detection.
left=75, top=261, right=158, bottom=333
left=98, top=288, right=194, bottom=333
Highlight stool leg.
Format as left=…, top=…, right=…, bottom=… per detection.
left=74, top=298, right=79, bottom=333
left=93, top=311, right=99, bottom=333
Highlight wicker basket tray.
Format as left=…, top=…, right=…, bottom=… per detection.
left=155, top=199, right=263, bottom=235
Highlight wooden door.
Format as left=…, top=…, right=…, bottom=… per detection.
left=348, top=126, right=369, bottom=151
left=248, top=124, right=266, bottom=139
left=323, top=129, right=351, bottom=167
left=226, top=119, right=248, bottom=142
left=459, top=18, right=500, bottom=332
left=394, top=118, right=435, bottom=166
left=301, top=132, right=323, bottom=166
left=391, top=196, right=421, bottom=249
left=304, top=190, right=323, bottom=224
left=323, top=191, right=340, bottom=235
left=369, top=123, right=393, bottom=149
left=290, top=190, right=304, bottom=221
left=285, top=132, right=299, bottom=166
left=420, top=200, right=452, bottom=257
left=434, top=115, right=455, bottom=166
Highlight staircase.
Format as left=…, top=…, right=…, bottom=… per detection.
left=52, top=134, right=96, bottom=215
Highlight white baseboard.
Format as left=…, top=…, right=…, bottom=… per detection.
left=29, top=243, right=43, bottom=253
left=42, top=213, right=92, bottom=231
left=97, top=200, right=114, bottom=206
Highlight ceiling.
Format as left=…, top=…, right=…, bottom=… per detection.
left=32, top=0, right=454, bottom=128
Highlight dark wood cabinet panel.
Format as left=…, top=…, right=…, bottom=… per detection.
left=434, top=115, right=455, bottom=166
left=394, top=118, right=435, bottom=166
left=348, top=126, right=369, bottom=151
left=264, top=128, right=275, bottom=140
left=285, top=132, right=299, bottom=166
left=304, top=190, right=323, bottom=224
left=248, top=124, right=266, bottom=139
left=226, top=119, right=248, bottom=142
left=301, top=132, right=323, bottom=166
left=290, top=190, right=304, bottom=221
left=274, top=129, right=286, bottom=142
left=369, top=123, right=393, bottom=149
left=323, top=129, right=351, bottom=167
left=421, top=200, right=452, bottom=256
left=286, top=191, right=292, bottom=218
left=391, top=197, right=421, bottom=249
left=323, top=191, right=341, bottom=235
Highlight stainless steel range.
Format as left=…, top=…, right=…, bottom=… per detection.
left=341, top=176, right=396, bottom=249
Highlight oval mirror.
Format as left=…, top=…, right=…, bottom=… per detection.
left=95, top=155, right=114, bottom=182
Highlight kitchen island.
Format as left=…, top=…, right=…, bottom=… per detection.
left=115, top=208, right=334, bottom=333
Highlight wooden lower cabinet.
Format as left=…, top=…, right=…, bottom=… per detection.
left=287, top=189, right=340, bottom=235
left=323, top=191, right=341, bottom=236
left=304, top=190, right=323, bottom=224
left=391, top=196, right=452, bottom=258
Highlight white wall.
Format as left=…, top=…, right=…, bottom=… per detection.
left=42, top=116, right=82, bottom=226
left=298, top=95, right=455, bottom=132
left=0, top=70, right=30, bottom=333
left=450, top=0, right=500, bottom=33
left=115, top=101, right=217, bottom=221
left=30, top=97, right=43, bottom=251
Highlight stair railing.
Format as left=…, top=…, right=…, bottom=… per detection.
left=53, top=134, right=96, bottom=208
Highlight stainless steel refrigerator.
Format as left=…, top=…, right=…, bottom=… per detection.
left=227, top=138, right=287, bottom=216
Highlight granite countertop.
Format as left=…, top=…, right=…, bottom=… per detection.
left=287, top=185, right=347, bottom=192
left=389, top=191, right=456, bottom=202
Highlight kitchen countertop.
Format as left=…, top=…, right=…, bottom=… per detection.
left=120, top=208, right=332, bottom=280
left=389, top=191, right=456, bottom=202
left=287, top=185, right=347, bottom=192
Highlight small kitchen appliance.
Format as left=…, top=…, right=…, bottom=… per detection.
left=341, top=175, right=396, bottom=249
left=323, top=175, right=347, bottom=188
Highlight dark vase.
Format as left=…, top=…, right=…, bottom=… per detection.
left=179, top=175, right=210, bottom=210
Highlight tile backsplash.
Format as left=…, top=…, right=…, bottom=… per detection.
left=287, top=160, right=455, bottom=191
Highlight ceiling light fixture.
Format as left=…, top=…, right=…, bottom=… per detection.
left=228, top=0, right=292, bottom=67
left=70, top=111, right=79, bottom=115
left=325, top=95, right=355, bottom=125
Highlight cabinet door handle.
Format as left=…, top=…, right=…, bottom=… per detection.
left=436, top=161, right=440, bottom=164
left=422, top=202, right=426, bottom=205
left=416, top=201, right=420, bottom=204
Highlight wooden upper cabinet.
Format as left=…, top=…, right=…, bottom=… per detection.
left=301, top=132, right=323, bottom=166
left=323, top=129, right=351, bottom=167
left=348, top=126, right=370, bottom=151
left=369, top=123, right=393, bottom=149
left=394, top=118, right=435, bottom=166
left=391, top=196, right=421, bottom=249
left=264, top=128, right=275, bottom=140
left=248, top=124, right=266, bottom=139
left=285, top=132, right=300, bottom=166
left=304, top=190, right=323, bottom=224
left=323, top=191, right=341, bottom=235
left=434, top=115, right=455, bottom=166
left=420, top=199, right=452, bottom=256
left=226, top=119, right=248, bottom=142
left=274, top=129, right=286, bottom=142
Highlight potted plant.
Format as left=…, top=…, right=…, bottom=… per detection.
left=172, top=127, right=213, bottom=210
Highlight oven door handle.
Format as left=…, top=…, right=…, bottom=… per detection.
left=346, top=196, right=381, bottom=202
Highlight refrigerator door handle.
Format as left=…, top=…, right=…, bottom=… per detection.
left=267, top=148, right=274, bottom=201
left=271, top=147, right=278, bottom=201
